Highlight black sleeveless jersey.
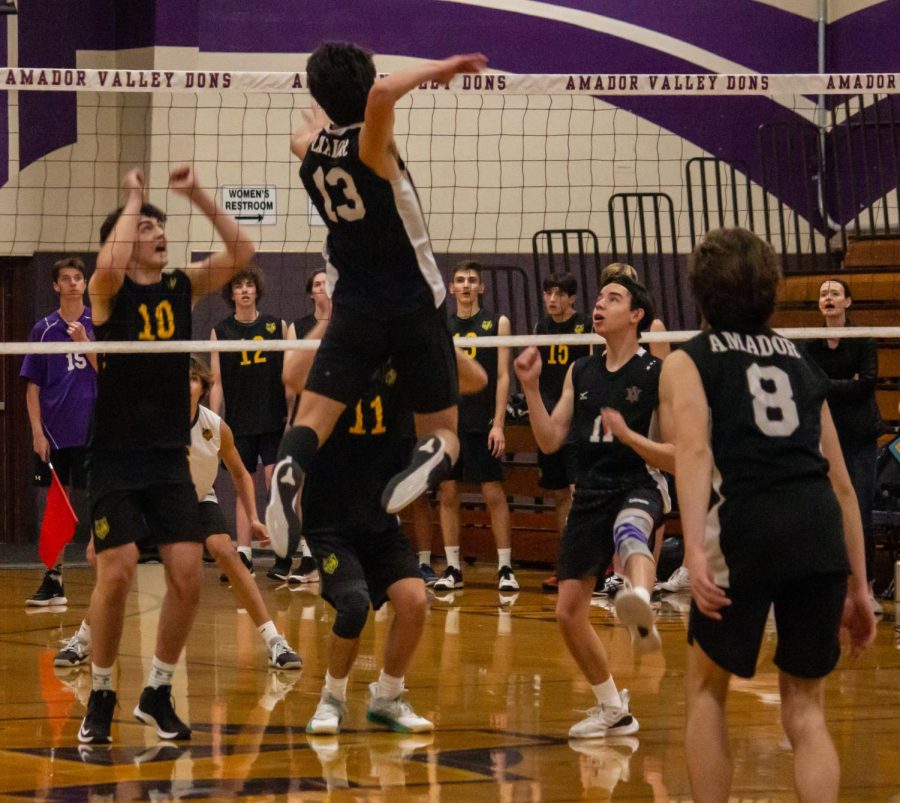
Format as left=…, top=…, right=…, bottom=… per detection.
left=571, top=348, right=662, bottom=492
left=534, top=312, right=591, bottom=410
left=451, top=308, right=500, bottom=433
left=292, top=314, right=318, bottom=340
left=302, top=361, right=413, bottom=534
left=680, top=328, right=850, bottom=586
left=299, top=124, right=444, bottom=318
left=90, top=270, right=192, bottom=451
left=213, top=313, right=286, bottom=435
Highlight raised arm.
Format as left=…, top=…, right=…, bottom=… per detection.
left=168, top=164, right=256, bottom=302
left=359, top=53, right=487, bottom=179
left=91, top=168, right=145, bottom=323
left=514, top=346, right=573, bottom=454
left=290, top=104, right=332, bottom=161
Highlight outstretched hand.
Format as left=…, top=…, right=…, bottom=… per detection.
left=433, top=53, right=488, bottom=85
left=168, top=163, right=198, bottom=197
left=122, top=168, right=145, bottom=196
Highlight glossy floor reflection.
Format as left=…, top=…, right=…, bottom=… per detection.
left=0, top=562, right=898, bottom=801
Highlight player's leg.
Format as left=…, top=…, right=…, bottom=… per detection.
left=684, top=641, right=733, bottom=801
left=612, top=491, right=663, bottom=653
left=772, top=572, right=847, bottom=802
left=436, top=478, right=464, bottom=591
left=367, top=532, right=432, bottom=733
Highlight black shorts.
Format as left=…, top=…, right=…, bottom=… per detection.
left=557, top=485, right=663, bottom=581
left=90, top=482, right=202, bottom=554
left=34, top=447, right=88, bottom=489
left=305, top=302, right=458, bottom=414
left=448, top=431, right=505, bottom=484
left=198, top=500, right=228, bottom=539
left=537, top=442, right=578, bottom=490
left=306, top=525, right=421, bottom=612
left=233, top=431, right=281, bottom=473
left=688, top=572, right=848, bottom=679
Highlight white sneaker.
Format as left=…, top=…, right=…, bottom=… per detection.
left=659, top=566, right=690, bottom=593
left=306, top=691, right=347, bottom=735
left=381, top=435, right=449, bottom=514
left=498, top=565, right=519, bottom=592
left=615, top=583, right=661, bottom=654
left=568, top=690, right=639, bottom=739
left=55, top=634, right=91, bottom=667
left=268, top=638, right=302, bottom=670
left=366, top=682, right=434, bottom=733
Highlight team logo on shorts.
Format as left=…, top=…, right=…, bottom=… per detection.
left=323, top=553, right=339, bottom=575
left=574, top=324, right=585, bottom=333
left=625, top=385, right=642, bottom=403
left=481, top=320, right=493, bottom=331
left=202, top=428, right=213, bottom=441
left=94, top=517, right=110, bottom=540
left=266, top=321, right=276, bottom=334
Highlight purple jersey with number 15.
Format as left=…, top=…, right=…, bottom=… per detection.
left=20, top=309, right=97, bottom=449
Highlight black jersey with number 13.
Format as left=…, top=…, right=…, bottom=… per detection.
left=300, top=125, right=445, bottom=318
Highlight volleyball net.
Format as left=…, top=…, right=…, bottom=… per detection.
left=1, top=67, right=899, bottom=350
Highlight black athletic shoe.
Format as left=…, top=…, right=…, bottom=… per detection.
left=381, top=435, right=451, bottom=514
left=78, top=689, right=117, bottom=744
left=134, top=685, right=192, bottom=740
left=267, top=556, right=295, bottom=582
left=266, top=458, right=304, bottom=559
left=27, top=568, right=67, bottom=606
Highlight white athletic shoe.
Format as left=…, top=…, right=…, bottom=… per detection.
left=55, top=634, right=91, bottom=667
left=615, top=583, right=661, bottom=654
left=306, top=691, right=347, bottom=735
left=265, top=458, right=304, bottom=559
left=366, top=682, right=434, bottom=733
left=381, top=435, right=450, bottom=514
left=498, top=565, right=519, bottom=592
left=568, top=690, right=639, bottom=739
left=659, top=565, right=691, bottom=593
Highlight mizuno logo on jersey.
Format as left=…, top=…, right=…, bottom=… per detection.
left=579, top=391, right=588, bottom=400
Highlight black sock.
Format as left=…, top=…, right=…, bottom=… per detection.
left=278, top=425, right=319, bottom=471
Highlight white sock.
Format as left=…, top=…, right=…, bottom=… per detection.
left=91, top=663, right=113, bottom=691
left=237, top=545, right=252, bottom=561
left=147, top=656, right=177, bottom=689
left=497, top=548, right=511, bottom=570
left=418, top=550, right=431, bottom=566
left=374, top=670, right=404, bottom=700
left=445, top=546, right=460, bottom=570
left=300, top=538, right=312, bottom=558
left=633, top=586, right=651, bottom=604
left=77, top=620, right=91, bottom=647
left=258, top=620, right=280, bottom=648
left=324, top=671, right=348, bottom=701
left=591, top=676, right=620, bottom=707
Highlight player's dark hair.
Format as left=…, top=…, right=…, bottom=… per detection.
left=305, top=269, right=327, bottom=295
left=99, top=203, right=166, bottom=245
left=452, top=260, right=483, bottom=281
left=819, top=277, right=852, bottom=299
left=52, top=256, right=87, bottom=284
left=542, top=272, right=577, bottom=296
left=307, top=42, right=376, bottom=127
left=222, top=265, right=265, bottom=308
left=599, top=274, right=655, bottom=333
left=190, top=354, right=213, bottom=401
left=689, top=228, right=781, bottom=332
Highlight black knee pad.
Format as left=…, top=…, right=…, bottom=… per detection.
left=331, top=586, right=371, bottom=640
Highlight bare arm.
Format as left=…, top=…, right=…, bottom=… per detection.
left=25, top=382, right=49, bottom=461
left=600, top=406, right=675, bottom=473
left=820, top=402, right=876, bottom=654
left=488, top=316, right=511, bottom=458
left=455, top=347, right=488, bottom=395
left=648, top=318, right=671, bottom=361
left=359, top=53, right=487, bottom=178
left=290, top=104, right=332, bottom=161
left=514, top=346, right=573, bottom=454
left=661, top=350, right=731, bottom=619
left=208, top=329, right=224, bottom=415
left=280, top=319, right=294, bottom=419
left=282, top=318, right=328, bottom=395
left=219, top=419, right=267, bottom=542
left=91, top=168, right=145, bottom=324
left=167, top=165, right=256, bottom=302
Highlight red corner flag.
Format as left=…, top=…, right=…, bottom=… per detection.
left=38, top=468, right=78, bottom=570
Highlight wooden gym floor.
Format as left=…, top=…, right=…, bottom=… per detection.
left=0, top=562, right=897, bottom=802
